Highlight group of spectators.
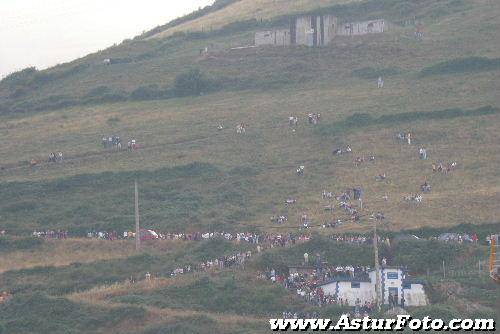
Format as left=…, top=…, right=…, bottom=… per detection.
left=101, top=136, right=139, bottom=151
left=328, top=234, right=370, bottom=245
left=139, top=250, right=254, bottom=282
left=33, top=230, right=68, bottom=239
left=263, top=264, right=373, bottom=309
left=432, top=161, right=457, bottom=173
left=436, top=232, right=479, bottom=243
left=48, top=152, right=64, bottom=163
left=79, top=229, right=311, bottom=249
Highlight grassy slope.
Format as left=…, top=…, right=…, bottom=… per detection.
left=149, top=0, right=361, bottom=39
left=1, top=0, right=499, bottom=232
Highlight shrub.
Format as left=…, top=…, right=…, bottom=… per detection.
left=0, top=67, right=37, bottom=89
left=391, top=240, right=472, bottom=273
left=412, top=304, right=460, bottom=322
left=317, top=106, right=499, bottom=137
left=420, top=57, right=500, bottom=76
left=352, top=67, right=401, bottom=79
left=0, top=293, right=146, bottom=333
left=84, top=85, right=112, bottom=98
left=0, top=237, right=43, bottom=252
left=174, top=69, right=217, bottom=97
left=143, top=315, right=218, bottom=334
left=130, top=85, right=172, bottom=101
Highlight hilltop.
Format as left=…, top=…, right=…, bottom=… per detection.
left=0, top=0, right=499, bottom=332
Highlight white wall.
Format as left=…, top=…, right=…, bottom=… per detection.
left=337, top=19, right=385, bottom=36
left=322, top=281, right=374, bottom=306
left=255, top=29, right=290, bottom=46
left=404, top=284, right=428, bottom=307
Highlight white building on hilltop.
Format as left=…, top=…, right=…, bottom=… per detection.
left=318, top=267, right=428, bottom=307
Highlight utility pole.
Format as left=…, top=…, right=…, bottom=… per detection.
left=135, top=180, right=140, bottom=251
left=374, top=224, right=382, bottom=312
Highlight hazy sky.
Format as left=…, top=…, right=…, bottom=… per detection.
left=0, top=0, right=214, bottom=78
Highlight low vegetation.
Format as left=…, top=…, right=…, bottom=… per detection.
left=0, top=293, right=146, bottom=334
left=317, top=106, right=499, bottom=137
left=420, top=57, right=500, bottom=77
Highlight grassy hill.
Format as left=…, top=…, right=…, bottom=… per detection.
left=0, top=0, right=499, bottom=332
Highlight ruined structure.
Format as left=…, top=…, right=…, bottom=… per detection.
left=255, top=14, right=386, bottom=47
left=336, top=19, right=386, bottom=36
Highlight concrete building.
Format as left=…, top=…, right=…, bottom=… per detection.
left=255, top=29, right=291, bottom=47
left=337, top=19, right=386, bottom=36
left=291, top=14, right=338, bottom=47
left=255, top=15, right=385, bottom=47
left=318, top=267, right=428, bottom=307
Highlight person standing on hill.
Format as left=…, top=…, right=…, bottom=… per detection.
left=377, top=76, right=384, bottom=88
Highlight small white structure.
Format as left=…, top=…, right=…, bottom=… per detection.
left=318, top=267, right=428, bottom=307
left=255, top=30, right=291, bottom=47
left=337, top=19, right=386, bottom=36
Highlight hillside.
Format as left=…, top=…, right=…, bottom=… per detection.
left=147, top=0, right=362, bottom=39
left=0, top=0, right=499, bottom=332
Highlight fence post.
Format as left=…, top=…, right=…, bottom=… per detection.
left=442, top=260, right=446, bottom=279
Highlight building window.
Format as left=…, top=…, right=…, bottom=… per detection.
left=402, top=283, right=411, bottom=289
left=351, top=282, right=361, bottom=288
left=387, top=272, right=398, bottom=279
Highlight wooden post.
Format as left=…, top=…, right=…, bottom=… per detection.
left=442, top=260, right=446, bottom=279
left=490, top=237, right=496, bottom=274
left=374, top=224, right=382, bottom=311
left=135, top=180, right=140, bottom=251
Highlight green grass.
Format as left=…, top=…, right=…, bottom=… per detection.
left=1, top=239, right=248, bottom=295
left=316, top=106, right=499, bottom=137
left=352, top=66, right=402, bottom=79
left=140, top=315, right=220, bottom=334
left=0, top=293, right=146, bottom=334
left=0, top=162, right=259, bottom=233
left=0, top=237, right=43, bottom=253
left=112, top=271, right=300, bottom=316
left=420, top=57, right=500, bottom=77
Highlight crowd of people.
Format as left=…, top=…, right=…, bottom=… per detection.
left=271, top=215, right=288, bottom=224
left=48, top=152, right=63, bottom=163
left=170, top=250, right=253, bottom=277
left=432, top=161, right=457, bottom=173
left=101, top=136, right=139, bottom=151
left=87, top=231, right=121, bottom=240
left=436, top=232, right=479, bottom=243
left=333, top=145, right=352, bottom=156
left=329, top=234, right=370, bottom=244
left=263, top=264, right=374, bottom=309
left=236, top=123, right=246, bottom=134
left=33, top=230, right=68, bottom=239
left=102, top=136, right=122, bottom=149
left=296, top=165, right=305, bottom=176
left=403, top=193, right=423, bottom=203
left=396, top=132, right=412, bottom=145
left=80, top=229, right=312, bottom=248
left=307, top=113, right=321, bottom=125
left=288, top=116, right=299, bottom=127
